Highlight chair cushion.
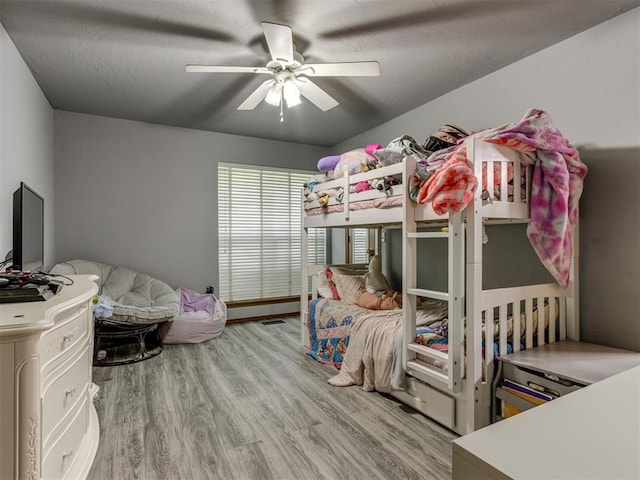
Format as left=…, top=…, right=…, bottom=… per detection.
left=50, top=259, right=179, bottom=324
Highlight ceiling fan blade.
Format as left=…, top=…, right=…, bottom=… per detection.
left=301, top=61, right=380, bottom=77
left=261, top=22, right=294, bottom=65
left=237, top=80, right=275, bottom=110
left=295, top=78, right=339, bottom=111
left=186, top=65, right=272, bottom=74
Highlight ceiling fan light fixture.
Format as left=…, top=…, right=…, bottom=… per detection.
left=283, top=79, right=301, bottom=108
left=187, top=22, right=378, bottom=113
left=264, top=83, right=282, bottom=107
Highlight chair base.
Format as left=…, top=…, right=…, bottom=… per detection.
left=93, top=318, right=164, bottom=366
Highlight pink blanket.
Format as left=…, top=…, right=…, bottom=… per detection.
left=416, top=147, right=478, bottom=214
left=482, top=109, right=587, bottom=288
left=417, top=109, right=586, bottom=288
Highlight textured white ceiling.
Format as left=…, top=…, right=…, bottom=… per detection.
left=1, top=0, right=638, bottom=146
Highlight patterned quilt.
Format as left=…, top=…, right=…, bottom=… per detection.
left=306, top=298, right=361, bottom=367
left=306, top=297, right=448, bottom=368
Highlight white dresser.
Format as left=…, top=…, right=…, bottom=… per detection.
left=0, top=275, right=100, bottom=480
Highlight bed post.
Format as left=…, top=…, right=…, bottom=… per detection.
left=301, top=188, right=310, bottom=347
left=448, top=211, right=465, bottom=393
left=465, top=138, right=488, bottom=433
left=566, top=216, right=580, bottom=340
left=402, top=156, right=418, bottom=373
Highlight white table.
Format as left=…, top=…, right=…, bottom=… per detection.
left=453, top=365, right=640, bottom=479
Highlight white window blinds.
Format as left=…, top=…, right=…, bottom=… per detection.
left=351, top=228, right=370, bottom=264
left=218, top=163, right=325, bottom=302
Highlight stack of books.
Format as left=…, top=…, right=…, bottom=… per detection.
left=500, top=379, right=557, bottom=418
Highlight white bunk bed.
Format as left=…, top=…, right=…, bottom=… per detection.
left=300, top=137, right=579, bottom=436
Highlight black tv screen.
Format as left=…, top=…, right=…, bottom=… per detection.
left=12, top=182, right=44, bottom=272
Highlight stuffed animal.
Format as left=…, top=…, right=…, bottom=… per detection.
left=375, top=176, right=400, bottom=191
left=370, top=178, right=384, bottom=190
left=364, top=255, right=390, bottom=293
left=352, top=181, right=371, bottom=193
left=317, top=192, right=330, bottom=207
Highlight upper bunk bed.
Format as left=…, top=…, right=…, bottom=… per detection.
left=300, top=109, right=588, bottom=434
left=302, top=108, right=585, bottom=234
left=303, top=138, right=530, bottom=227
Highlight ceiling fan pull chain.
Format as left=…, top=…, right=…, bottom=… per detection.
left=280, top=100, right=284, bottom=122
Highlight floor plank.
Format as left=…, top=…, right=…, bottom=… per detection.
left=88, top=317, right=457, bottom=480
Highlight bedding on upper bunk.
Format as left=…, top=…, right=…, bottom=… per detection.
left=305, top=195, right=403, bottom=216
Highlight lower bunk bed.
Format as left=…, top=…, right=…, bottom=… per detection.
left=304, top=278, right=572, bottom=435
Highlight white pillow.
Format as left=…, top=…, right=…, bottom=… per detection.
left=316, top=268, right=333, bottom=299
left=315, top=265, right=368, bottom=300
left=333, top=274, right=365, bottom=304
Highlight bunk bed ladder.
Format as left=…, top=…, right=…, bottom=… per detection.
left=402, top=157, right=464, bottom=394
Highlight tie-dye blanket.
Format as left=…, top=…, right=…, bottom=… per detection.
left=416, top=109, right=587, bottom=288
left=482, top=109, right=587, bottom=288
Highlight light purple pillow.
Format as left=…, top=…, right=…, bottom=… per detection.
left=317, top=155, right=341, bottom=173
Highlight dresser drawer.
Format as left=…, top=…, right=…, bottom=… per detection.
left=40, top=302, right=90, bottom=369
left=42, top=395, right=89, bottom=480
left=42, top=344, right=91, bottom=445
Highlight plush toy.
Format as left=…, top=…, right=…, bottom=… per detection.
left=375, top=176, right=400, bottom=191
left=364, top=255, right=390, bottom=293
left=332, top=148, right=372, bottom=178
left=370, top=178, right=384, bottom=190
left=353, top=181, right=371, bottom=193
left=317, top=192, right=330, bottom=207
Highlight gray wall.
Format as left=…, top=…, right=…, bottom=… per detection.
left=54, top=111, right=327, bottom=293
left=332, top=9, right=640, bottom=351
left=580, top=148, right=640, bottom=350
left=383, top=225, right=554, bottom=293
left=0, top=24, right=55, bottom=270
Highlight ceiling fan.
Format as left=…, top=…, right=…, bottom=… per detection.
left=186, top=22, right=380, bottom=117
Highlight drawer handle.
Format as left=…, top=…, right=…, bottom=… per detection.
left=62, top=449, right=74, bottom=461
left=65, top=387, right=76, bottom=398
left=63, top=333, right=75, bottom=343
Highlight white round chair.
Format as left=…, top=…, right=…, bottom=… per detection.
left=50, top=259, right=179, bottom=365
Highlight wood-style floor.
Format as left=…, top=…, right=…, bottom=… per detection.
left=88, top=317, right=457, bottom=480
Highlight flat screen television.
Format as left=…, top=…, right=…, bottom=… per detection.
left=12, top=182, right=44, bottom=272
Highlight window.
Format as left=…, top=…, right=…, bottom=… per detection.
left=350, top=228, right=371, bottom=264
left=218, top=163, right=325, bottom=302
